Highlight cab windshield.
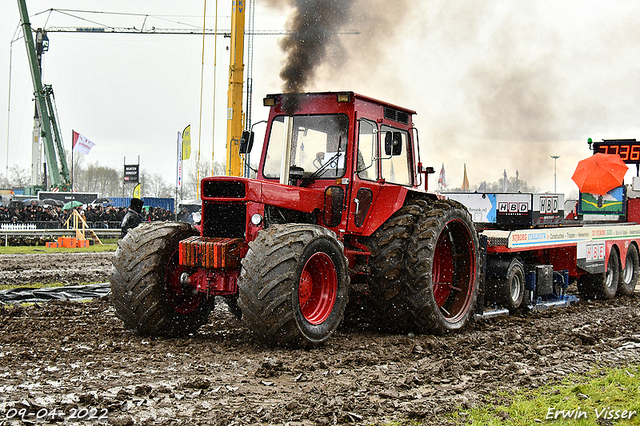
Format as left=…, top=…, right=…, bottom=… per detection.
left=263, top=114, right=349, bottom=180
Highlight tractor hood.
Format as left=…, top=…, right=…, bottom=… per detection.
left=201, top=176, right=324, bottom=214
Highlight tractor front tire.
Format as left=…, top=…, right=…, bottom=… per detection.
left=238, top=224, right=350, bottom=347
left=405, top=199, right=479, bottom=334
left=110, top=222, right=213, bottom=337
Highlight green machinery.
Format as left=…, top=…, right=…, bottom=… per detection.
left=17, top=0, right=71, bottom=194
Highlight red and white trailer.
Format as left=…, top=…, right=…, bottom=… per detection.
left=463, top=204, right=640, bottom=317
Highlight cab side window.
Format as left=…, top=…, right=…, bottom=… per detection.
left=380, top=125, right=411, bottom=186
left=357, top=119, right=378, bottom=181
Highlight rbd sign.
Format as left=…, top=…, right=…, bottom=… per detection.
left=577, top=241, right=606, bottom=274
left=497, top=194, right=531, bottom=216
left=497, top=200, right=529, bottom=214
left=538, top=195, right=559, bottom=214
left=533, top=194, right=564, bottom=226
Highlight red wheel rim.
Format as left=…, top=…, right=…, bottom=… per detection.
left=432, top=219, right=476, bottom=322
left=165, top=249, right=203, bottom=315
left=298, top=252, right=338, bottom=325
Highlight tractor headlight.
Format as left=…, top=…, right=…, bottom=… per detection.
left=192, top=212, right=201, bottom=224
left=251, top=213, right=263, bottom=226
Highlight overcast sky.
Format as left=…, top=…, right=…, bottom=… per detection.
left=2, top=0, right=640, bottom=197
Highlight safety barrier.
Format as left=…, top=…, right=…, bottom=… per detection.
left=0, top=221, right=122, bottom=230
left=1, top=227, right=121, bottom=246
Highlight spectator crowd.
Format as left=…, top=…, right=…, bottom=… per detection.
left=0, top=203, right=175, bottom=229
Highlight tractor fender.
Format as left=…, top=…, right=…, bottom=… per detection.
left=359, top=187, right=438, bottom=237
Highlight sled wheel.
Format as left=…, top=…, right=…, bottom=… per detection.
left=578, top=247, right=620, bottom=300
left=618, top=245, right=639, bottom=296
left=406, top=199, right=479, bottom=334
left=238, top=224, right=349, bottom=347
left=488, top=258, right=525, bottom=313
left=110, top=222, right=213, bottom=336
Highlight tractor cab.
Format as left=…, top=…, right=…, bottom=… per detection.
left=240, top=92, right=428, bottom=236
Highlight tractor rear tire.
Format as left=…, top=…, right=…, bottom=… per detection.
left=238, top=224, right=350, bottom=347
left=618, top=245, right=639, bottom=296
left=361, top=202, right=422, bottom=331
left=110, top=222, right=213, bottom=337
left=405, top=199, right=479, bottom=334
left=578, top=247, right=620, bottom=300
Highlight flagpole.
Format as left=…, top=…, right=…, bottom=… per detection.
left=175, top=131, right=180, bottom=216
left=71, top=129, right=74, bottom=192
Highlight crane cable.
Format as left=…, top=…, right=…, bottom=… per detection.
left=211, top=0, right=219, bottom=176
left=196, top=0, right=207, bottom=196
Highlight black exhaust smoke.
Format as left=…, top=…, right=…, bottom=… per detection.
left=272, top=0, right=356, bottom=113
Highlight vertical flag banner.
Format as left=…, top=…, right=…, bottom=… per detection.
left=438, top=163, right=447, bottom=187
left=72, top=131, right=96, bottom=155
left=462, top=164, right=470, bottom=191
left=133, top=183, right=142, bottom=199
left=177, top=131, right=183, bottom=188
left=182, top=125, right=191, bottom=160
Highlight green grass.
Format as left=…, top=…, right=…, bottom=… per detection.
left=0, top=282, right=63, bottom=291
left=0, top=242, right=117, bottom=254
left=0, top=282, right=105, bottom=291
left=455, top=365, right=640, bottom=425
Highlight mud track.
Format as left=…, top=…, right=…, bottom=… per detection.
left=0, top=252, right=114, bottom=287
left=0, top=252, right=639, bottom=425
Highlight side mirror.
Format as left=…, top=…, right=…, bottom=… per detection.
left=239, top=130, right=254, bottom=154
left=384, top=132, right=403, bottom=156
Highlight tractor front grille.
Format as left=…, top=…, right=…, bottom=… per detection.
left=202, top=202, right=246, bottom=239
left=202, top=180, right=246, bottom=198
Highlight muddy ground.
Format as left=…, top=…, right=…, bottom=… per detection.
left=0, top=252, right=114, bottom=287
left=0, top=252, right=639, bottom=426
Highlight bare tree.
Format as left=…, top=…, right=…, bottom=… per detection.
left=182, top=161, right=226, bottom=199
left=75, top=162, right=121, bottom=195
left=6, top=165, right=30, bottom=188
left=146, top=172, right=173, bottom=198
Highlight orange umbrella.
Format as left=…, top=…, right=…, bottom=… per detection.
left=571, top=153, right=628, bottom=195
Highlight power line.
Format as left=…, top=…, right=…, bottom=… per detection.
left=43, top=27, right=360, bottom=37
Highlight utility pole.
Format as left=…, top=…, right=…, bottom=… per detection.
left=550, top=155, right=560, bottom=193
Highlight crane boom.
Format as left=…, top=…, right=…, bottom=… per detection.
left=17, top=0, right=71, bottom=191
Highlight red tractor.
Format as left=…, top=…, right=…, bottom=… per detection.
left=110, top=92, right=479, bottom=346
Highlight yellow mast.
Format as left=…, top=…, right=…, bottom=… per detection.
left=226, top=0, right=246, bottom=176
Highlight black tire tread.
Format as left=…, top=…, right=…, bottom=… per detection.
left=238, top=224, right=349, bottom=346
left=360, top=202, right=421, bottom=331
left=110, top=221, right=212, bottom=337
left=405, top=199, right=479, bottom=335
left=618, top=245, right=639, bottom=296
left=489, top=258, right=525, bottom=313
left=578, top=248, right=620, bottom=300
